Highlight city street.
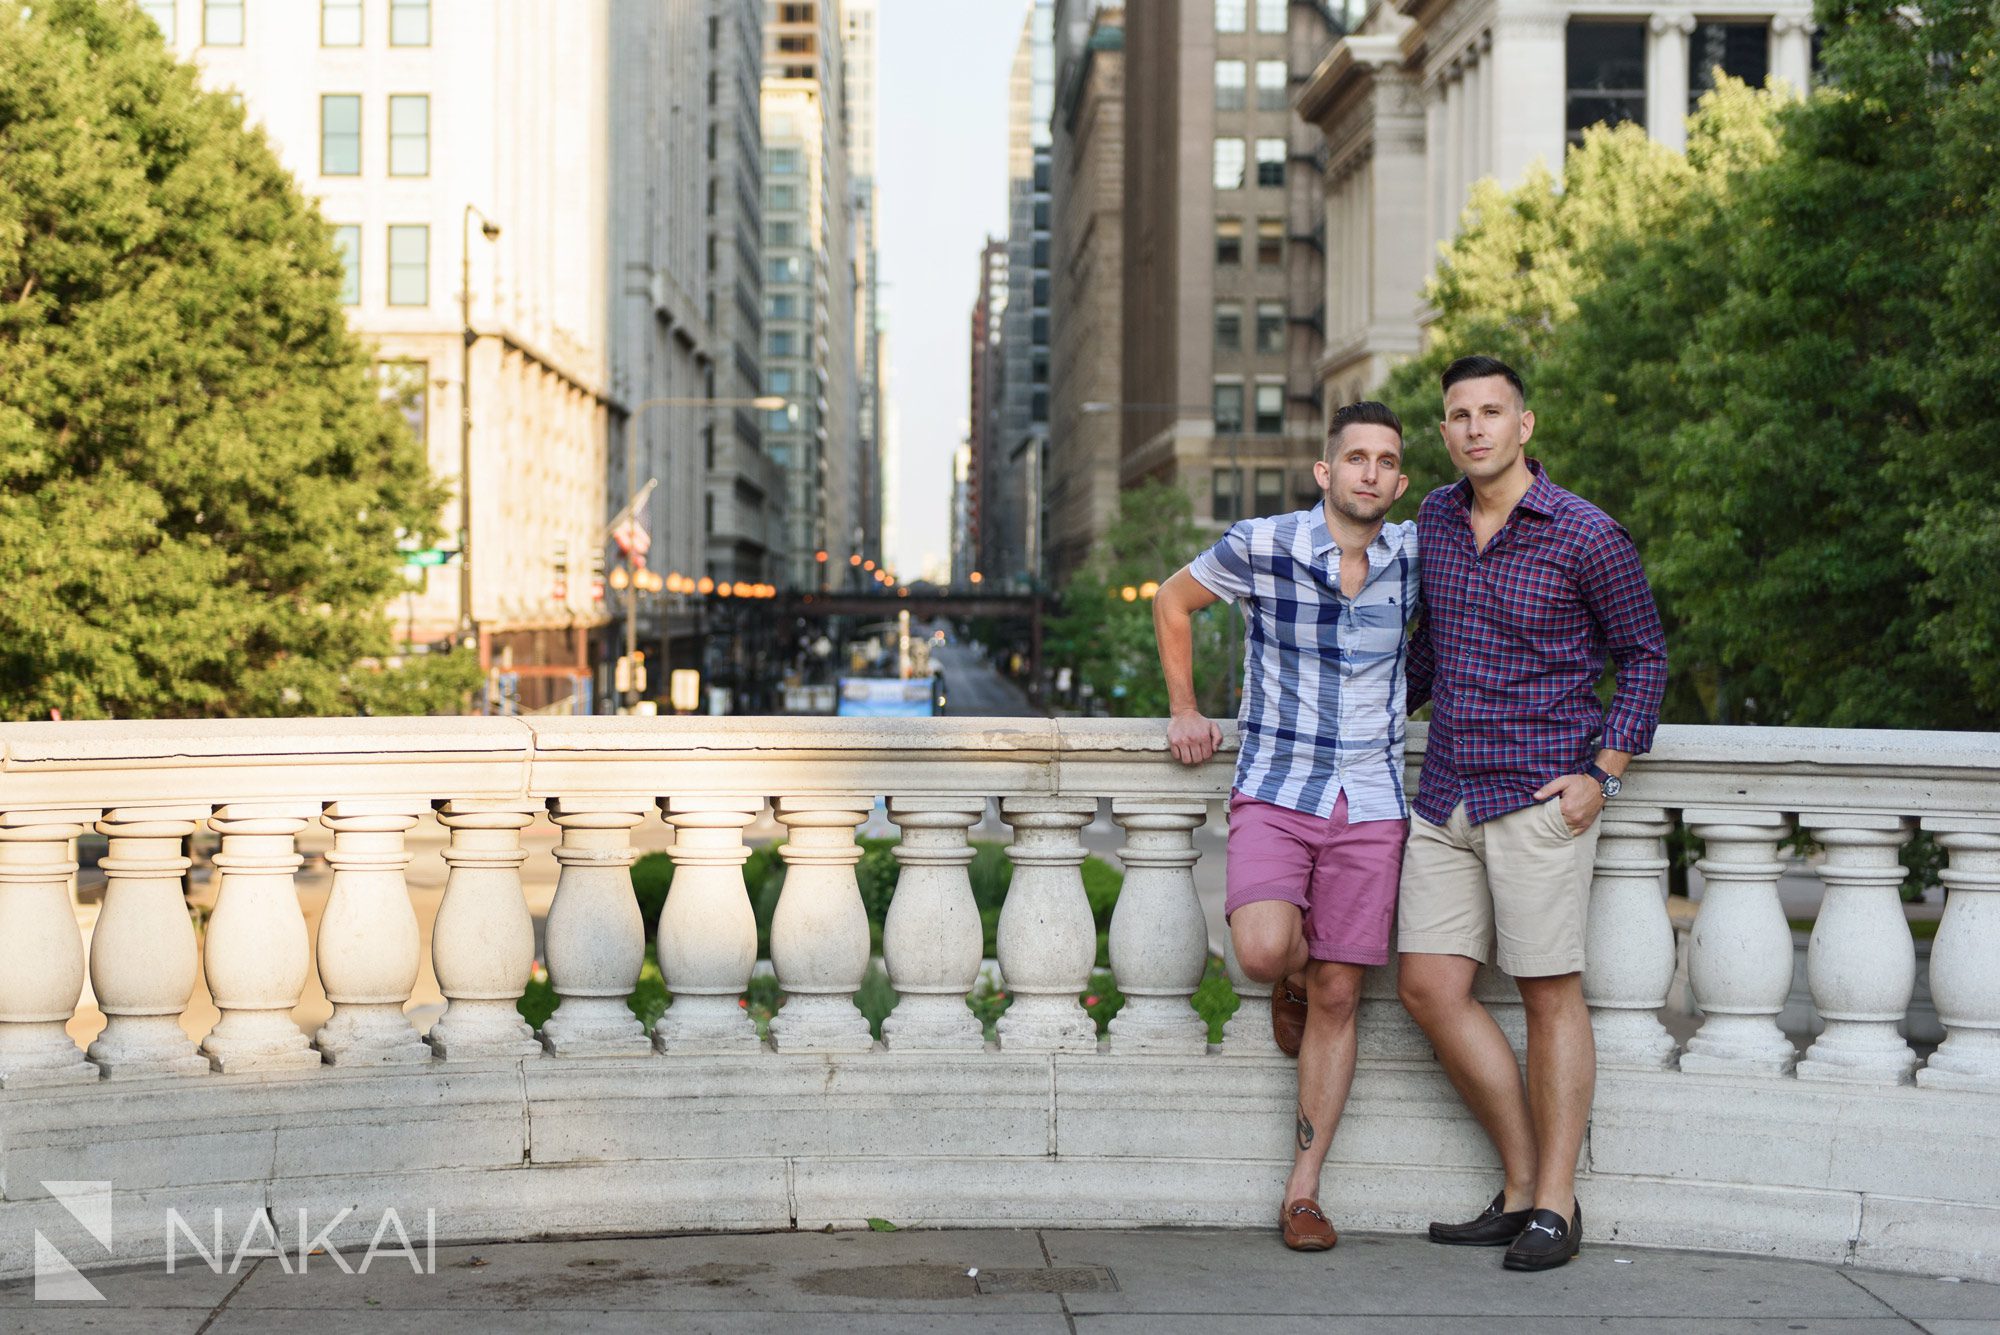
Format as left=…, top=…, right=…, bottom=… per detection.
left=933, top=640, right=1037, bottom=718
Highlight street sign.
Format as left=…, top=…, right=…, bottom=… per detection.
left=402, top=549, right=456, bottom=567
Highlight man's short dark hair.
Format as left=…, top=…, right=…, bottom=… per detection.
left=1440, top=354, right=1527, bottom=407
left=1325, top=400, right=1403, bottom=458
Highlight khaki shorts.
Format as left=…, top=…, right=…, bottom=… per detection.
left=1397, top=799, right=1602, bottom=977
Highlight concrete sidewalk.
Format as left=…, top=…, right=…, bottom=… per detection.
left=4, top=1226, right=1994, bottom=1333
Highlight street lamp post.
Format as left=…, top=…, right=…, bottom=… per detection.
left=459, top=203, right=502, bottom=649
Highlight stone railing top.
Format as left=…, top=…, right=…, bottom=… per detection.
left=0, top=717, right=1994, bottom=820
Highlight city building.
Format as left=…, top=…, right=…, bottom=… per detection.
left=763, top=0, right=859, bottom=590
left=147, top=0, right=616, bottom=709
left=950, top=440, right=976, bottom=586
left=992, top=0, right=1055, bottom=588
left=842, top=0, right=887, bottom=576
left=1301, top=0, right=1814, bottom=404
left=1046, top=2, right=1126, bottom=586
left=703, top=0, right=779, bottom=592
left=1120, top=0, right=1343, bottom=530
left=967, top=237, right=1009, bottom=583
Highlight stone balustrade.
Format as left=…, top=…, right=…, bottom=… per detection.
left=0, top=717, right=1995, bottom=1284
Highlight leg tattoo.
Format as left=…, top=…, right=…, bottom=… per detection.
left=1296, top=1103, right=1314, bottom=1151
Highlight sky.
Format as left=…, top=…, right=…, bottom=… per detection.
left=875, top=0, right=1028, bottom=578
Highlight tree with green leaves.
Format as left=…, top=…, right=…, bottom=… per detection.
left=1048, top=481, right=1236, bottom=718
left=0, top=0, right=479, bottom=719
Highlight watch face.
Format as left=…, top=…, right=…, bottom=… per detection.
left=1602, top=774, right=1622, bottom=798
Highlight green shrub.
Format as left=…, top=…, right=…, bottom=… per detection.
left=631, top=852, right=674, bottom=935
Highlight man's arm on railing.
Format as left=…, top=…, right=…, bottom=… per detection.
left=1154, top=566, right=1224, bottom=766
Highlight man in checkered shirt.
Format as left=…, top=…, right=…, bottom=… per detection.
left=1400, top=355, right=1667, bottom=1272
left=1153, top=400, right=1421, bottom=1253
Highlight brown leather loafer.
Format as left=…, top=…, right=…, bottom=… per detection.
left=1281, top=1198, right=1338, bottom=1251
left=1271, top=980, right=1308, bottom=1058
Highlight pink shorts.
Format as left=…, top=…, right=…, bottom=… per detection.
left=1224, top=789, right=1409, bottom=966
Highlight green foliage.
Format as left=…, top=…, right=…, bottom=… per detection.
left=1049, top=481, right=1236, bottom=718
left=631, top=853, right=674, bottom=936
left=0, top=1, right=479, bottom=718
left=1390, top=1, right=2000, bottom=729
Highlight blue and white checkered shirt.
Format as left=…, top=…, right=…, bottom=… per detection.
left=1188, top=507, right=1420, bottom=822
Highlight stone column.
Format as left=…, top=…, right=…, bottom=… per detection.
left=1917, top=822, right=2000, bottom=1092
left=539, top=799, right=652, bottom=1057
left=881, top=797, right=987, bottom=1052
left=1219, top=928, right=1285, bottom=1057
left=1583, top=806, right=1679, bottom=1069
left=1796, top=816, right=1917, bottom=1084
left=768, top=797, right=875, bottom=1053
left=313, top=802, right=431, bottom=1065
left=428, top=802, right=542, bottom=1060
left=88, top=806, right=209, bottom=1079
left=0, top=811, right=99, bottom=1088
left=200, top=804, right=321, bottom=1073
left=1106, top=799, right=1210, bottom=1054
left=654, top=796, right=763, bottom=1054
left=1770, top=14, right=1815, bottom=95
left=995, top=797, right=1098, bottom=1053
left=1648, top=12, right=1696, bottom=151
left=1679, top=811, right=1797, bottom=1076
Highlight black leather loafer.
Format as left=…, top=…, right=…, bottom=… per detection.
left=1503, top=1201, right=1582, bottom=1271
left=1427, top=1191, right=1534, bottom=1247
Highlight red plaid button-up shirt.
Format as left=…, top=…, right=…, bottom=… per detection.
left=1406, top=459, right=1667, bottom=826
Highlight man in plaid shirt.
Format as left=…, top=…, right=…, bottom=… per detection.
left=1399, top=355, right=1667, bottom=1272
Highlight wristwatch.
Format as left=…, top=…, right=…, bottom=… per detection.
left=1583, top=762, right=1622, bottom=800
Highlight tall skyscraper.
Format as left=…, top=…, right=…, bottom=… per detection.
left=1047, top=2, right=1126, bottom=585
left=967, top=237, right=1009, bottom=583
left=1121, top=0, right=1340, bottom=529
left=842, top=0, right=887, bottom=573
left=991, top=0, right=1054, bottom=589
left=763, top=0, right=858, bottom=589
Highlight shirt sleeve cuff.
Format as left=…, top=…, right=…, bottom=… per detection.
left=1599, top=717, right=1657, bottom=757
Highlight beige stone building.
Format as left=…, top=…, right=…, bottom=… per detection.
left=1301, top=0, right=1815, bottom=406
left=1117, top=0, right=1343, bottom=531
left=1047, top=3, right=1126, bottom=585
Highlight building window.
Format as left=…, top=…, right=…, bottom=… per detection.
left=375, top=359, right=428, bottom=444
left=1689, top=22, right=1770, bottom=111
left=1255, top=138, right=1286, bottom=188
left=1216, top=217, right=1243, bottom=265
left=1216, top=0, right=1246, bottom=32
left=1566, top=21, right=1647, bottom=141
left=333, top=225, right=361, bottom=306
left=769, top=220, right=798, bottom=247
left=1254, top=383, right=1285, bottom=434
left=1215, top=302, right=1243, bottom=353
left=387, top=224, right=428, bottom=305
left=779, top=2, right=815, bottom=20
left=1257, top=60, right=1288, bottom=111
left=320, top=95, right=361, bottom=176
left=1255, top=301, right=1285, bottom=354
left=1215, top=60, right=1247, bottom=112
left=769, top=293, right=798, bottom=318
left=777, top=33, right=815, bottom=53
left=768, top=257, right=801, bottom=283
left=1213, top=382, right=1246, bottom=434
left=1255, top=469, right=1286, bottom=516
left=389, top=95, right=429, bottom=176
left=1212, top=468, right=1244, bottom=522
left=390, top=0, right=430, bottom=46
left=321, top=0, right=361, bottom=45
left=203, top=0, right=242, bottom=44
left=1213, top=138, right=1246, bottom=190
left=769, top=148, right=801, bottom=174
left=1256, top=0, right=1286, bottom=32
left=769, top=183, right=798, bottom=210
left=1257, top=217, right=1283, bottom=266
left=768, top=330, right=796, bottom=357
left=138, top=0, right=175, bottom=41
left=768, top=369, right=793, bottom=394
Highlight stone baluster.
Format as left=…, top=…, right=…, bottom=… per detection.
left=768, top=797, right=875, bottom=1053
left=313, top=801, right=432, bottom=1065
left=200, top=804, right=322, bottom=1072
left=87, top=806, right=209, bottom=1079
left=1917, top=821, right=2000, bottom=1093
left=654, top=797, right=763, bottom=1054
left=427, top=802, right=543, bottom=1060
left=1219, top=929, right=1285, bottom=1057
left=881, top=797, right=988, bottom=1051
left=539, top=799, right=652, bottom=1057
left=1796, top=816, right=1918, bottom=1084
left=995, top=797, right=1098, bottom=1053
left=0, top=811, right=99, bottom=1087
left=1679, top=811, right=1797, bottom=1076
left=1582, top=806, right=1679, bottom=1069
left=1106, top=799, right=1210, bottom=1054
